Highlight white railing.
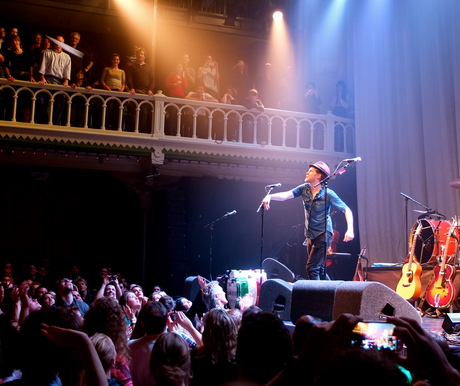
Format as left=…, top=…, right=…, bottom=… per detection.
left=0, top=79, right=355, bottom=160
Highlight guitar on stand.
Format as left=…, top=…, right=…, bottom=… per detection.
left=396, top=223, right=423, bottom=300
left=353, top=247, right=367, bottom=281
left=425, top=217, right=457, bottom=312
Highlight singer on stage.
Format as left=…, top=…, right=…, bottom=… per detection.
left=261, top=161, right=354, bottom=280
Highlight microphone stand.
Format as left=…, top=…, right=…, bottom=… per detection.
left=256, top=186, right=275, bottom=276
left=203, top=211, right=235, bottom=280
left=399, top=192, right=445, bottom=264
left=313, top=161, right=352, bottom=279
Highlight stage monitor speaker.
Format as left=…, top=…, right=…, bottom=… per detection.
left=291, top=280, right=344, bottom=324
left=183, top=276, right=201, bottom=302
left=258, top=279, right=293, bottom=321
left=262, top=258, right=295, bottom=282
left=442, top=313, right=460, bottom=333
left=290, top=280, right=421, bottom=325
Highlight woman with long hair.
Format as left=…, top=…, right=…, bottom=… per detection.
left=150, top=333, right=191, bottom=386
left=190, top=308, right=238, bottom=385
left=83, top=297, right=133, bottom=386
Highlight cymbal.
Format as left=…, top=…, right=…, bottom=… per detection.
left=413, top=210, right=432, bottom=214
left=450, top=179, right=460, bottom=189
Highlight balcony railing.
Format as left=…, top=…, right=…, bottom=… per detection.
left=0, top=79, right=355, bottom=167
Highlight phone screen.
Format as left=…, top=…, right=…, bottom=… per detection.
left=351, top=322, right=399, bottom=351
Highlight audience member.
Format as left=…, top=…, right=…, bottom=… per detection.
left=96, top=277, right=122, bottom=300
left=128, top=301, right=168, bottom=386
left=55, top=277, right=90, bottom=317
left=220, top=86, right=237, bottom=105
left=185, top=85, right=218, bottom=103
left=76, top=277, right=95, bottom=306
left=164, top=63, right=188, bottom=97
left=69, top=31, right=94, bottom=85
left=119, top=290, right=141, bottom=338
left=126, top=47, right=155, bottom=96
left=28, top=32, right=42, bottom=82
left=243, top=88, right=264, bottom=112
left=331, top=80, right=349, bottom=118
left=150, top=332, right=192, bottom=386
left=38, top=35, right=71, bottom=87
left=101, top=53, right=126, bottom=92
left=230, top=60, right=250, bottom=104
left=255, top=62, right=279, bottom=108
left=40, top=291, right=56, bottom=308
left=198, top=55, right=220, bottom=99
left=84, top=296, right=133, bottom=386
left=175, top=296, right=193, bottom=312
left=2, top=35, right=32, bottom=122
left=304, top=81, right=322, bottom=114
left=40, top=321, right=108, bottom=386
left=0, top=27, right=5, bottom=55
left=130, top=283, right=149, bottom=307
left=242, top=89, right=265, bottom=143
left=201, top=280, right=228, bottom=311
left=190, top=308, right=238, bottom=386
left=1, top=27, right=18, bottom=53
left=125, top=46, right=155, bottom=132
left=38, top=34, right=71, bottom=125
left=181, top=53, right=196, bottom=94
left=236, top=311, right=292, bottom=384
left=90, top=332, right=125, bottom=386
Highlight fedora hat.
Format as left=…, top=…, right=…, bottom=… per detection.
left=308, top=161, right=330, bottom=177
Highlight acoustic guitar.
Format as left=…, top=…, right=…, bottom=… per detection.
left=426, top=218, right=457, bottom=309
left=396, top=223, right=423, bottom=300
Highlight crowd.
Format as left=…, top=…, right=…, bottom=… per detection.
left=0, top=259, right=460, bottom=386
left=0, top=26, right=352, bottom=130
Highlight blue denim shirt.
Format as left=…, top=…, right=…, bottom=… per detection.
left=291, top=183, right=347, bottom=240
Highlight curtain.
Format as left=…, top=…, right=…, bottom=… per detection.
left=353, top=0, right=460, bottom=263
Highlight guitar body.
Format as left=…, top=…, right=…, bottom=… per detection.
left=396, top=260, right=423, bottom=300
left=426, top=264, right=456, bottom=308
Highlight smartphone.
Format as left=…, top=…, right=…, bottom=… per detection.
left=350, top=321, right=400, bottom=351
left=171, top=312, right=178, bottom=321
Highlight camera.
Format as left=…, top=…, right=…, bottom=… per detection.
left=350, top=321, right=400, bottom=351
left=109, top=276, right=117, bottom=282
left=171, top=312, right=178, bottom=321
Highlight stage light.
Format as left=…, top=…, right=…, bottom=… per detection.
left=273, top=11, right=283, bottom=21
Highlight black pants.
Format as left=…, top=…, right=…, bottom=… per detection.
left=306, top=232, right=332, bottom=280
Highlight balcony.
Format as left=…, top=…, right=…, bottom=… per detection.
left=0, top=79, right=355, bottom=184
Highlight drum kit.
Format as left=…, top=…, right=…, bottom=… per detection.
left=408, top=179, right=460, bottom=266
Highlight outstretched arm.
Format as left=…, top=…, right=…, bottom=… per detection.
left=262, top=191, right=295, bottom=210
left=343, top=206, right=354, bottom=242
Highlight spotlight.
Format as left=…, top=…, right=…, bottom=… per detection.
left=273, top=10, right=283, bottom=21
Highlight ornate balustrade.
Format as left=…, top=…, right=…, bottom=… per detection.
left=0, top=79, right=355, bottom=178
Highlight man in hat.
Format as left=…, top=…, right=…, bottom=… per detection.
left=261, top=161, right=354, bottom=280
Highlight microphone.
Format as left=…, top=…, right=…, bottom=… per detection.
left=344, top=157, right=362, bottom=162
left=226, top=210, right=237, bottom=216
left=266, top=183, right=282, bottom=188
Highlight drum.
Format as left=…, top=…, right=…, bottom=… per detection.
left=409, top=219, right=458, bottom=264
left=226, top=269, right=266, bottom=309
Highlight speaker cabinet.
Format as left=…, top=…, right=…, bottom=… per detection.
left=258, top=279, right=293, bottom=320
left=183, top=276, right=201, bottom=302
left=442, top=313, right=460, bottom=333
left=290, top=280, right=421, bottom=324
left=262, top=258, right=295, bottom=282
left=291, top=280, right=344, bottom=324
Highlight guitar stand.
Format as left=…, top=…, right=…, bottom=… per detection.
left=417, top=306, right=448, bottom=318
